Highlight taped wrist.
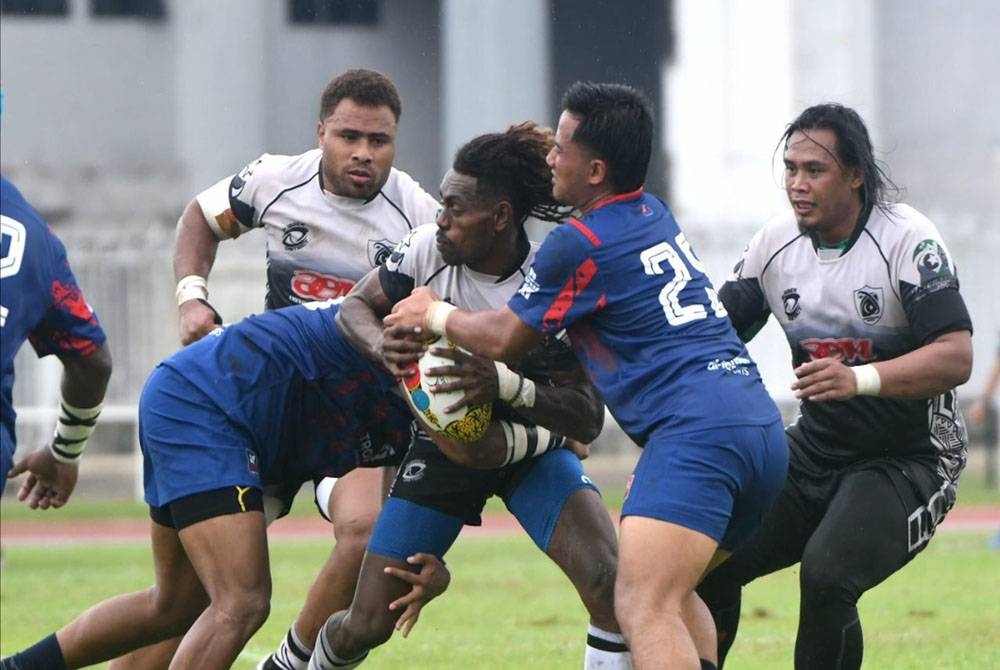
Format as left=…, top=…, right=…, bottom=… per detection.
left=494, top=361, right=536, bottom=408
left=175, top=274, right=208, bottom=306
left=50, top=399, right=103, bottom=464
left=499, top=420, right=566, bottom=466
left=426, top=300, right=457, bottom=336
left=852, top=364, right=882, bottom=396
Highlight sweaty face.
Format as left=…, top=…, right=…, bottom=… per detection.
left=435, top=170, right=501, bottom=270
left=546, top=110, right=592, bottom=208
left=783, top=128, right=864, bottom=244
left=317, top=99, right=397, bottom=200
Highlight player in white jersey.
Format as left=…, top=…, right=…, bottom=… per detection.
left=697, top=103, right=973, bottom=669
left=310, top=123, right=630, bottom=670
left=111, top=69, right=439, bottom=670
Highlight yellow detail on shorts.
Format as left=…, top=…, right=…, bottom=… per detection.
left=235, top=486, right=252, bottom=512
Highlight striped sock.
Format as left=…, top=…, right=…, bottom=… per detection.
left=307, top=621, right=368, bottom=670
left=584, top=624, right=631, bottom=669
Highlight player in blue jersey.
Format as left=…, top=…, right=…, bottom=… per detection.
left=696, top=103, right=973, bottom=669
left=2, top=297, right=589, bottom=670
left=1, top=175, right=111, bottom=507
left=387, top=82, right=788, bottom=670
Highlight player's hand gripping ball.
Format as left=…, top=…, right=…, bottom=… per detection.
left=401, top=336, right=492, bottom=442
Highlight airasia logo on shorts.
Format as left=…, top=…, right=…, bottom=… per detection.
left=800, top=337, right=875, bottom=363
left=291, top=270, right=355, bottom=301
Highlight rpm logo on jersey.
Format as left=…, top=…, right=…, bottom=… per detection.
left=853, top=285, right=884, bottom=325
left=291, top=270, right=354, bottom=301
left=800, top=338, right=875, bottom=363
left=281, top=222, right=310, bottom=250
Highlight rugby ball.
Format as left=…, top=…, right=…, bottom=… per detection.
left=401, top=335, right=492, bottom=443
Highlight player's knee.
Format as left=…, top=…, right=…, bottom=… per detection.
left=799, top=556, right=858, bottom=605
left=210, top=588, right=271, bottom=633
left=332, top=509, right=379, bottom=547
left=147, top=583, right=210, bottom=630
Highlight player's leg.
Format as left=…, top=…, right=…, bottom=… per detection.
left=262, top=468, right=391, bottom=670
left=312, top=498, right=463, bottom=668
left=311, top=438, right=475, bottom=668
left=794, top=463, right=953, bottom=670
left=1, top=511, right=207, bottom=670
left=170, top=488, right=271, bottom=668
left=697, top=430, right=818, bottom=668
left=504, top=448, right=630, bottom=668
left=617, top=425, right=788, bottom=669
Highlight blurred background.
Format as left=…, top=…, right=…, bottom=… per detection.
left=2, top=0, right=998, bottom=498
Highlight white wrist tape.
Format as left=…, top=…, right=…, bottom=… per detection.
left=425, top=300, right=457, bottom=336
left=494, top=362, right=537, bottom=408
left=49, top=399, right=103, bottom=464
left=175, top=275, right=209, bottom=307
left=499, top=421, right=566, bottom=466
left=852, top=364, right=882, bottom=396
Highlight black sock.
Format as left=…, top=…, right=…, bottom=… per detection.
left=1, top=634, right=66, bottom=670
left=700, top=661, right=718, bottom=670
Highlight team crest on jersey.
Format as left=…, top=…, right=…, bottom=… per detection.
left=385, top=233, right=414, bottom=273
left=281, top=222, right=310, bottom=250
left=368, top=238, right=394, bottom=267
left=401, top=459, right=426, bottom=482
left=912, top=239, right=953, bottom=283
left=518, top=267, right=540, bottom=299
left=781, top=288, right=801, bottom=320
left=853, top=285, right=884, bottom=325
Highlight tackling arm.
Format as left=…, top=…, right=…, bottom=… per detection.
left=174, top=198, right=225, bottom=345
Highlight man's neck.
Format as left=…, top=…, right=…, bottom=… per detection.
left=576, top=188, right=618, bottom=216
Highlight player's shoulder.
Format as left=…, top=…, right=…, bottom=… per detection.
left=866, top=202, right=939, bottom=241
left=379, top=168, right=438, bottom=214
left=243, top=149, right=321, bottom=185
left=385, top=223, right=440, bottom=275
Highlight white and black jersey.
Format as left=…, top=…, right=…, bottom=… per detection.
left=379, top=224, right=577, bottom=382
left=721, top=203, right=972, bottom=480
left=196, top=149, right=439, bottom=309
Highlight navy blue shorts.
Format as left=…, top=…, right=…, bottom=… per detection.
left=139, top=365, right=263, bottom=508
left=622, top=421, right=788, bottom=552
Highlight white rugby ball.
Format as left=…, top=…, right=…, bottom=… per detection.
left=401, top=335, right=492, bottom=443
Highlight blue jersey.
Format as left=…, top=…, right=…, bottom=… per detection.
left=154, top=301, right=412, bottom=488
left=509, top=189, right=779, bottom=445
left=1, top=176, right=107, bottom=457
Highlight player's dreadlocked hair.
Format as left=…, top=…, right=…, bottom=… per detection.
left=779, top=103, right=900, bottom=215
left=453, top=121, right=572, bottom=226
left=320, top=69, right=402, bottom=122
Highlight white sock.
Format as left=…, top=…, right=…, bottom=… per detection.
left=308, top=620, right=369, bottom=670
left=584, top=624, right=632, bottom=669
left=270, top=626, right=312, bottom=670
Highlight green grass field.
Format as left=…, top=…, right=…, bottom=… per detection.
left=2, top=521, right=999, bottom=668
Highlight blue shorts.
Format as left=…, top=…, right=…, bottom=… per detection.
left=370, top=444, right=597, bottom=561
left=622, top=421, right=788, bottom=552
left=139, top=366, right=262, bottom=508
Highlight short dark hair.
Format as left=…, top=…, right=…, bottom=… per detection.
left=453, top=121, right=570, bottom=226
left=319, top=69, right=401, bottom=122
left=781, top=103, right=899, bottom=214
left=561, top=81, right=653, bottom=193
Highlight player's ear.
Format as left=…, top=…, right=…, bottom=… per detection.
left=587, top=158, right=608, bottom=187
left=847, top=167, right=864, bottom=190
left=316, top=120, right=325, bottom=147
left=493, top=200, right=514, bottom=233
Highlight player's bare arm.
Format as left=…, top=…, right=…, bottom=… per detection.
left=792, top=329, right=972, bottom=402
left=8, top=342, right=111, bottom=509
left=386, top=286, right=542, bottom=363
left=336, top=269, right=396, bottom=364
left=174, top=198, right=224, bottom=345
